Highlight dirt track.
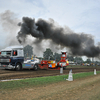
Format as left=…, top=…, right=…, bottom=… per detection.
left=0, top=67, right=100, bottom=80
left=0, top=71, right=100, bottom=100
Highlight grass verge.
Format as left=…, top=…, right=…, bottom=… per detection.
left=0, top=71, right=100, bottom=90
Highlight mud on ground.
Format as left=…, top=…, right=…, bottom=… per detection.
left=0, top=67, right=100, bottom=80
left=0, top=72, right=100, bottom=100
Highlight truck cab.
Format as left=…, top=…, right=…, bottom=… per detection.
left=0, top=45, right=24, bottom=70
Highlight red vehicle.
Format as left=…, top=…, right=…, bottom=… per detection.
left=38, top=52, right=69, bottom=70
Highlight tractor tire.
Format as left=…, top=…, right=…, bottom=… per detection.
left=34, top=64, right=38, bottom=71
left=15, top=63, right=22, bottom=71
left=63, top=67, right=66, bottom=70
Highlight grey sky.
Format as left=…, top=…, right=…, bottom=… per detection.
left=0, top=0, right=100, bottom=59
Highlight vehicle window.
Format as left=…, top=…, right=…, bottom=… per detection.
left=62, top=54, right=65, bottom=57
left=1, top=51, right=11, bottom=56
left=13, top=50, right=17, bottom=56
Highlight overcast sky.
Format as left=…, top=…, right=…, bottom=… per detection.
left=0, top=0, right=100, bottom=59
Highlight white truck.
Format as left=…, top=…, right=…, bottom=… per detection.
left=0, top=45, right=39, bottom=70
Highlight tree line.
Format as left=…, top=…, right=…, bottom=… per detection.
left=24, top=45, right=100, bottom=65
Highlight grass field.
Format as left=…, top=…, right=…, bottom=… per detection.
left=0, top=71, right=100, bottom=90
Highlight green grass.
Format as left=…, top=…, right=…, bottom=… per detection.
left=0, top=71, right=100, bottom=90
left=74, top=71, right=100, bottom=79
left=0, top=75, right=68, bottom=90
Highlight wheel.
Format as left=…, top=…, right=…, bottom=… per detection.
left=15, top=63, right=22, bottom=71
left=63, top=66, right=66, bottom=70
left=5, top=68, right=8, bottom=70
left=34, top=64, right=38, bottom=71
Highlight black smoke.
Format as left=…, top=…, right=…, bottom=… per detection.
left=17, top=17, right=100, bottom=57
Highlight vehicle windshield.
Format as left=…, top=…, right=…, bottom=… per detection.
left=62, top=54, right=66, bottom=57
left=1, top=51, right=12, bottom=56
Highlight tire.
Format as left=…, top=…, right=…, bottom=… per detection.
left=5, top=68, right=8, bottom=70
left=34, top=64, right=38, bottom=71
left=63, top=66, right=66, bottom=70
left=15, top=63, right=22, bottom=71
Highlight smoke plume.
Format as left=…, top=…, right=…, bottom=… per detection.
left=0, top=10, right=20, bottom=47
left=17, top=17, right=100, bottom=57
